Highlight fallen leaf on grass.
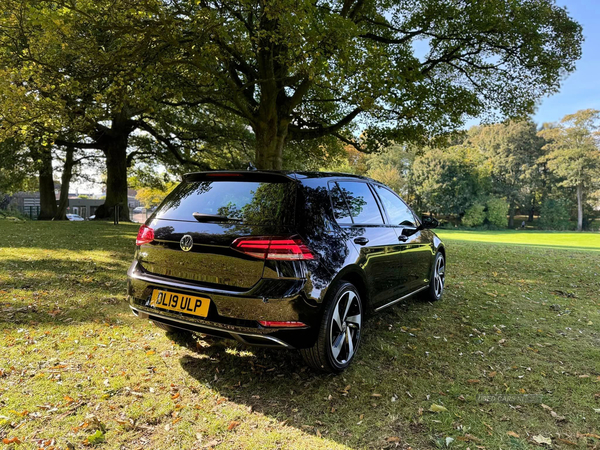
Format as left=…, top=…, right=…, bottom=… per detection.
left=386, top=437, right=401, bottom=442
left=429, top=404, right=448, bottom=413
left=507, top=431, right=520, bottom=438
left=2, top=437, right=22, bottom=444
left=456, top=434, right=481, bottom=443
left=532, top=435, right=552, bottom=445
left=202, top=440, right=220, bottom=449
left=555, top=437, right=577, bottom=446
left=467, top=379, right=480, bottom=384
left=171, top=393, right=180, bottom=400
left=227, top=421, right=240, bottom=431
left=577, top=433, right=600, bottom=439
left=146, top=350, right=155, bottom=356
left=550, top=411, right=566, bottom=421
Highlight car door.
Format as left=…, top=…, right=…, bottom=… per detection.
left=330, top=180, right=404, bottom=306
left=371, top=184, right=434, bottom=293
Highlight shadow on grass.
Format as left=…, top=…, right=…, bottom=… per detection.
left=175, top=298, right=435, bottom=449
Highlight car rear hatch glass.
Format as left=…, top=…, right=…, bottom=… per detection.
left=138, top=173, right=296, bottom=290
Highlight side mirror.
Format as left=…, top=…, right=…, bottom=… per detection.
left=418, top=216, right=439, bottom=230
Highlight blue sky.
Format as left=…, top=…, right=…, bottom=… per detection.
left=533, top=0, right=600, bottom=124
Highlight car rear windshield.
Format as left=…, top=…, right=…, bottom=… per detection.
left=154, top=180, right=296, bottom=225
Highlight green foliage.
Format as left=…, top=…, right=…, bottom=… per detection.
left=538, top=109, right=600, bottom=230
left=539, top=199, right=572, bottom=230
left=468, top=121, right=546, bottom=225
left=149, top=0, right=582, bottom=167
left=486, top=197, right=509, bottom=229
left=135, top=183, right=178, bottom=209
left=411, top=146, right=488, bottom=217
left=462, top=203, right=486, bottom=227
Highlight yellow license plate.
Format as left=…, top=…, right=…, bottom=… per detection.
left=150, top=290, right=210, bottom=317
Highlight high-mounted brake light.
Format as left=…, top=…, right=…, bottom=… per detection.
left=206, top=173, right=243, bottom=177
left=259, top=321, right=307, bottom=328
left=136, top=225, right=155, bottom=246
left=231, top=237, right=315, bottom=260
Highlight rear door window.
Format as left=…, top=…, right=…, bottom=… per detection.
left=154, top=180, right=295, bottom=225
left=336, top=181, right=384, bottom=225
left=373, top=185, right=416, bottom=227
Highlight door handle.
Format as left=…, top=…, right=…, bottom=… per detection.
left=398, top=234, right=408, bottom=242
left=354, top=237, right=369, bottom=245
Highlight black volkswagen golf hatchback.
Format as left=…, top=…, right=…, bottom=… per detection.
left=128, top=171, right=445, bottom=372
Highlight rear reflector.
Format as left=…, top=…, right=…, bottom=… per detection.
left=231, top=237, right=315, bottom=260
left=136, top=225, right=155, bottom=246
left=259, top=321, right=307, bottom=328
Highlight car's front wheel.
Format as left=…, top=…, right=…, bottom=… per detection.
left=300, top=282, right=362, bottom=373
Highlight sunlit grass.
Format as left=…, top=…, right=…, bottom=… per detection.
left=437, top=229, right=600, bottom=251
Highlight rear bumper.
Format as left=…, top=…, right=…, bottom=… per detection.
left=130, top=306, right=295, bottom=348
left=127, top=260, right=322, bottom=349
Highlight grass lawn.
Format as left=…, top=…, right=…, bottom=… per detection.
left=1, top=221, right=599, bottom=450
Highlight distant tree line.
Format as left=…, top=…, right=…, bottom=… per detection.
left=337, top=110, right=600, bottom=231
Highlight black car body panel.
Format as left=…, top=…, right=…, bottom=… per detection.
left=127, top=170, right=444, bottom=349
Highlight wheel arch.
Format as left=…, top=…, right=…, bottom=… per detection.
left=326, top=265, right=371, bottom=314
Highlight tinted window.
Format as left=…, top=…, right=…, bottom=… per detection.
left=337, top=181, right=384, bottom=225
left=155, top=181, right=295, bottom=225
left=329, top=183, right=352, bottom=223
left=374, top=185, right=415, bottom=227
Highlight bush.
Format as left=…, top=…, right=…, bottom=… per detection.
left=539, top=199, right=571, bottom=230
left=486, top=197, right=509, bottom=229
left=462, top=203, right=486, bottom=227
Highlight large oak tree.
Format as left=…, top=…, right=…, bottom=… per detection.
left=157, top=0, right=582, bottom=169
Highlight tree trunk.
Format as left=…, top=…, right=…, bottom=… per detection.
left=94, top=131, right=130, bottom=221
left=38, top=147, right=57, bottom=220
left=54, top=147, right=75, bottom=220
left=254, top=119, right=288, bottom=170
left=528, top=197, right=535, bottom=222
left=576, top=183, right=583, bottom=232
left=507, top=200, right=516, bottom=229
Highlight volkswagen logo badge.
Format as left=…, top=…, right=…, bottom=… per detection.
left=180, top=234, right=194, bottom=252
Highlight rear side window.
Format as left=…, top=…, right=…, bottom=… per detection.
left=155, top=181, right=295, bottom=225
left=373, top=185, right=416, bottom=227
left=329, top=183, right=352, bottom=223
left=336, top=181, right=384, bottom=225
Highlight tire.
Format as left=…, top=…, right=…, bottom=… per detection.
left=421, top=251, right=446, bottom=302
left=300, top=282, right=363, bottom=373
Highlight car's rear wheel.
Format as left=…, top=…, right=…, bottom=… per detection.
left=421, top=251, right=445, bottom=302
left=300, top=282, right=362, bottom=373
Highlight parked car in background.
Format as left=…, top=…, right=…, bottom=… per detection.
left=133, top=206, right=144, bottom=213
left=66, top=214, right=85, bottom=221
left=127, top=171, right=445, bottom=372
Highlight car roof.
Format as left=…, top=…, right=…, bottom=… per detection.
left=182, top=170, right=374, bottom=183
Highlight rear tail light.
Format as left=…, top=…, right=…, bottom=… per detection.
left=231, top=237, right=315, bottom=260
left=136, top=225, right=155, bottom=246
left=259, top=321, right=307, bottom=328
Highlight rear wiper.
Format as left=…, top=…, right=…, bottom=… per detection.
left=192, top=212, right=242, bottom=222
